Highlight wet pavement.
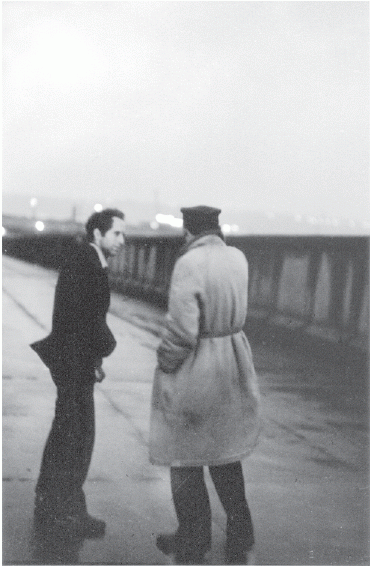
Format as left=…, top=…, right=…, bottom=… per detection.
left=2, top=255, right=369, bottom=565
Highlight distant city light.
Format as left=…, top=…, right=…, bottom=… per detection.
left=2, top=227, right=6, bottom=237
left=222, top=224, right=239, bottom=233
left=35, top=221, right=45, bottom=232
left=155, top=214, right=183, bottom=228
left=30, top=198, right=38, bottom=219
left=94, top=203, right=103, bottom=212
left=307, top=216, right=319, bottom=224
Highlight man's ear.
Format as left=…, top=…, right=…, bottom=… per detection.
left=183, top=228, right=194, bottom=243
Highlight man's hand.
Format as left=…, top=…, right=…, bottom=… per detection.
left=95, top=365, right=106, bottom=383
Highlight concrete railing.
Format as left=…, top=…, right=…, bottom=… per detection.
left=108, top=233, right=182, bottom=303
left=3, top=232, right=369, bottom=354
left=109, top=234, right=369, bottom=353
left=230, top=235, right=369, bottom=353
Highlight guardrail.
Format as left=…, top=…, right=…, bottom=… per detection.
left=3, top=231, right=369, bottom=355
left=229, top=235, right=369, bottom=354
left=108, top=233, right=182, bottom=304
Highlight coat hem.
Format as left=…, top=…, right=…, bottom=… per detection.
left=149, top=448, right=256, bottom=468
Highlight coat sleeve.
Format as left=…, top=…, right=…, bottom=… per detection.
left=157, top=256, right=202, bottom=373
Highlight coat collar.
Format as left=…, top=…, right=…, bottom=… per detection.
left=179, top=230, right=225, bottom=257
left=89, top=243, right=108, bottom=268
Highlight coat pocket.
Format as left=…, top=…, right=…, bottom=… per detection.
left=161, top=356, right=218, bottom=419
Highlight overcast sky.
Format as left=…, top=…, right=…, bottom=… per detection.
left=3, top=1, right=369, bottom=222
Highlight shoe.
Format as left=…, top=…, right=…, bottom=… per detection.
left=81, top=514, right=106, bottom=538
left=175, top=548, right=207, bottom=564
left=75, top=514, right=106, bottom=539
left=226, top=545, right=256, bottom=565
left=156, top=533, right=210, bottom=564
left=34, top=508, right=105, bottom=540
left=156, top=533, right=177, bottom=555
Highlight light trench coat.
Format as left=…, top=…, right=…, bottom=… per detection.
left=149, top=234, right=261, bottom=467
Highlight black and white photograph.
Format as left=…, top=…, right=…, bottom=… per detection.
left=2, top=2, right=369, bottom=565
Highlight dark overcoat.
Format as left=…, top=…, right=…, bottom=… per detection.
left=31, top=243, right=116, bottom=378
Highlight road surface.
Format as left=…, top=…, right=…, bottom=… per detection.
left=2, top=255, right=369, bottom=565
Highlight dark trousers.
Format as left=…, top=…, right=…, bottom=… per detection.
left=170, top=462, right=254, bottom=556
left=35, top=370, right=95, bottom=519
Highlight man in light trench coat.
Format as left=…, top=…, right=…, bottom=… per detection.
left=149, top=205, right=261, bottom=564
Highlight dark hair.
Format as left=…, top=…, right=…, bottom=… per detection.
left=85, top=208, right=124, bottom=242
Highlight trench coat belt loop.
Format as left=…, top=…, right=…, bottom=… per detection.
left=199, top=328, right=243, bottom=339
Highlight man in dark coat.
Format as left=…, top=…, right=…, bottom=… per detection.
left=31, top=208, right=125, bottom=539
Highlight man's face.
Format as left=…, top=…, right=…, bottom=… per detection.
left=98, top=216, right=125, bottom=258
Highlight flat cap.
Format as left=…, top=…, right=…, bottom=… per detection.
left=181, top=205, right=221, bottom=235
